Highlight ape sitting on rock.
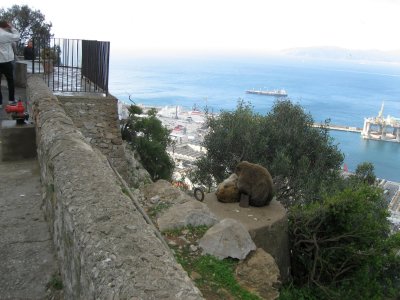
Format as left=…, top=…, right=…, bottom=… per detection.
left=235, top=161, right=274, bottom=207
left=215, top=173, right=240, bottom=203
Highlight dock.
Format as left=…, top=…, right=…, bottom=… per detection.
left=313, top=122, right=400, bottom=143
left=312, top=123, right=362, bottom=133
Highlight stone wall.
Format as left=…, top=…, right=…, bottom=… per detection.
left=58, top=95, right=129, bottom=183
left=27, top=75, right=203, bottom=299
left=58, top=94, right=152, bottom=188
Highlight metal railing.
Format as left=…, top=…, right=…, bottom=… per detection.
left=29, top=38, right=110, bottom=95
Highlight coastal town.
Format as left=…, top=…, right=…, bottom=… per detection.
left=118, top=102, right=207, bottom=185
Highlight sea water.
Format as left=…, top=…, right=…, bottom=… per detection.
left=109, top=54, right=400, bottom=182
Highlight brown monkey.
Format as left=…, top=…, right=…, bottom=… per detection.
left=235, top=161, right=274, bottom=207
left=215, top=173, right=240, bottom=203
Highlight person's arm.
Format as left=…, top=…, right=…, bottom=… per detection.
left=0, top=26, right=20, bottom=43
left=11, top=42, right=18, bottom=60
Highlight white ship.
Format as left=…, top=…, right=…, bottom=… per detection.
left=246, top=89, right=288, bottom=97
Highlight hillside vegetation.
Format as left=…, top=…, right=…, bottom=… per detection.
left=191, top=99, right=400, bottom=299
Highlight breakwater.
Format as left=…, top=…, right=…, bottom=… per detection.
left=312, top=123, right=362, bottom=133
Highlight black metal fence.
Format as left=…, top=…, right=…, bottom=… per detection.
left=29, top=38, right=110, bottom=95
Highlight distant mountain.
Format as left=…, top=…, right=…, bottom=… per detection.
left=282, top=46, right=400, bottom=63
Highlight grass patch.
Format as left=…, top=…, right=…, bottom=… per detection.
left=163, top=225, right=210, bottom=237
left=278, top=284, right=319, bottom=300
left=147, top=201, right=172, bottom=218
left=164, top=226, right=262, bottom=300
left=46, top=273, right=63, bottom=290
left=121, top=186, right=129, bottom=196
left=194, top=255, right=261, bottom=300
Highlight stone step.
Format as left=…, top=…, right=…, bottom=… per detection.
left=1, top=120, right=36, bottom=161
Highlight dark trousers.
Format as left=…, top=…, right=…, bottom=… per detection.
left=0, top=61, right=15, bottom=105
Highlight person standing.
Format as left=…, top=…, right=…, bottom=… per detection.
left=23, top=40, right=35, bottom=60
left=0, top=21, right=20, bottom=109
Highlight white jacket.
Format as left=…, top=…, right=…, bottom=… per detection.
left=0, top=27, right=20, bottom=63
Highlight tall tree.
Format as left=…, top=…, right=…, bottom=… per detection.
left=258, top=99, right=344, bottom=204
left=198, top=100, right=263, bottom=183
left=192, top=99, right=344, bottom=206
left=0, top=5, right=52, bottom=52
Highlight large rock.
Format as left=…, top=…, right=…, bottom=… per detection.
left=199, top=218, right=256, bottom=260
left=158, top=200, right=219, bottom=231
left=235, top=248, right=281, bottom=300
left=203, top=193, right=290, bottom=282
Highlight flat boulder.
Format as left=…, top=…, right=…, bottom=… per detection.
left=157, top=200, right=219, bottom=231
left=199, top=218, right=256, bottom=260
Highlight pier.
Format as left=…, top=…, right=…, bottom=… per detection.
left=312, top=123, right=362, bottom=133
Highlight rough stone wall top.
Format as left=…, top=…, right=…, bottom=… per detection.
left=28, top=75, right=203, bottom=299
left=58, top=95, right=130, bottom=183
left=58, top=95, right=152, bottom=188
left=58, top=95, right=121, bottom=152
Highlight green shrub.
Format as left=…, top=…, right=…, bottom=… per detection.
left=288, top=184, right=400, bottom=299
left=46, top=273, right=63, bottom=290
left=121, top=105, right=174, bottom=181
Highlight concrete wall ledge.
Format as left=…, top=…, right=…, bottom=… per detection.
left=28, top=75, right=203, bottom=299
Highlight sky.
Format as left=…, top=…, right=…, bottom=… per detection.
left=1, top=0, right=400, bottom=56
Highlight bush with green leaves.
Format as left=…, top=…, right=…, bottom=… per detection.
left=353, top=161, right=376, bottom=184
left=192, top=99, right=344, bottom=205
left=121, top=105, right=174, bottom=181
left=287, top=184, right=400, bottom=299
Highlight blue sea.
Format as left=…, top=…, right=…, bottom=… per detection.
left=109, top=54, right=400, bottom=182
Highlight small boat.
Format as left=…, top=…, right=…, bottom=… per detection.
left=246, top=89, right=288, bottom=97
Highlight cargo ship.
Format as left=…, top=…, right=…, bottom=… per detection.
left=246, top=89, right=288, bottom=97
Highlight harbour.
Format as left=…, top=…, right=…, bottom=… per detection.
left=313, top=103, right=400, bottom=143
left=111, top=55, right=400, bottom=181
left=111, top=55, right=400, bottom=232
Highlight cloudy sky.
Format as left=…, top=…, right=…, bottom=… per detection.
left=1, top=0, right=399, bottom=55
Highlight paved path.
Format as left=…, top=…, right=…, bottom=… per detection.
left=0, top=83, right=60, bottom=299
